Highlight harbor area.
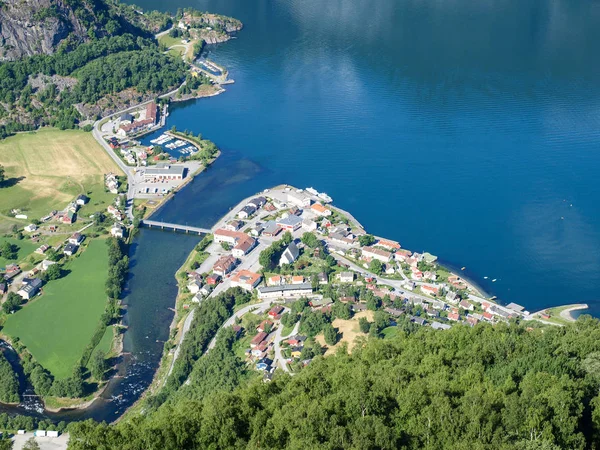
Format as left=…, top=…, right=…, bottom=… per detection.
left=131, top=161, right=203, bottom=198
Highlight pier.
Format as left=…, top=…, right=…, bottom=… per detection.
left=141, top=220, right=211, bottom=235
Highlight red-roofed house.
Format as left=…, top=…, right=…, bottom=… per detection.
left=421, top=285, right=439, bottom=296
left=310, top=203, right=332, bottom=217
left=268, top=305, right=284, bottom=318
left=448, top=312, right=460, bottom=321
left=232, top=235, right=257, bottom=258
left=257, top=320, right=274, bottom=333
left=206, top=274, right=221, bottom=285
left=377, top=239, right=401, bottom=250
left=212, top=255, right=238, bottom=276
left=291, top=275, right=304, bottom=284
left=230, top=270, right=262, bottom=291
left=250, top=332, right=267, bottom=348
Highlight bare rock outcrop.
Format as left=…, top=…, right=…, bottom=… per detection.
left=0, top=0, right=90, bottom=61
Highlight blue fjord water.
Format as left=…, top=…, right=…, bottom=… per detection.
left=143, top=0, right=600, bottom=313
left=114, top=1, right=600, bottom=422
left=4, top=0, right=599, bottom=423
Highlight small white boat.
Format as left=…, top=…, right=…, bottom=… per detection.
left=492, top=279, right=497, bottom=282
left=318, top=192, right=333, bottom=203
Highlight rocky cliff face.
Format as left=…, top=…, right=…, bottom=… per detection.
left=0, top=0, right=90, bottom=61
left=202, top=14, right=242, bottom=34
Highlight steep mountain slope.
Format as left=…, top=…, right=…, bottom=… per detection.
left=1, top=0, right=86, bottom=60
left=0, top=0, right=154, bottom=61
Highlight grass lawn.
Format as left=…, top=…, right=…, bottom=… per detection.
left=0, top=237, right=38, bottom=267
left=233, top=334, right=252, bottom=360
left=95, top=326, right=114, bottom=356
left=4, top=239, right=109, bottom=379
left=158, top=34, right=183, bottom=48
left=0, top=128, right=122, bottom=233
left=381, top=326, right=399, bottom=340
left=543, top=304, right=587, bottom=326
left=281, top=323, right=295, bottom=337
left=168, top=47, right=185, bottom=59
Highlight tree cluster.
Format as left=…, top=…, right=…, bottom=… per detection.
left=0, top=26, right=188, bottom=135
left=0, top=351, right=19, bottom=403
left=259, top=232, right=292, bottom=271
left=67, top=317, right=600, bottom=449
left=0, top=241, right=17, bottom=260
left=105, top=237, right=128, bottom=299
left=145, top=287, right=250, bottom=409
left=2, top=293, right=23, bottom=314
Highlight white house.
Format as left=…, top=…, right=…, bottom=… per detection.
left=361, top=246, right=391, bottom=263
left=76, top=194, right=89, bottom=206
left=230, top=270, right=262, bottom=291
left=187, top=279, right=202, bottom=294
left=232, top=236, right=257, bottom=258
left=257, top=283, right=313, bottom=300
left=24, top=224, right=38, bottom=233
left=446, top=291, right=459, bottom=304
left=302, top=219, right=317, bottom=232
left=214, top=228, right=240, bottom=245
left=68, top=233, right=84, bottom=245
left=310, top=203, right=332, bottom=217
left=339, top=272, right=354, bottom=283
left=287, top=192, right=312, bottom=208
left=63, top=243, right=78, bottom=256
left=279, top=242, right=299, bottom=266
left=17, top=278, right=42, bottom=300
left=200, top=285, right=213, bottom=297
left=110, top=224, right=124, bottom=238
left=237, top=205, right=256, bottom=219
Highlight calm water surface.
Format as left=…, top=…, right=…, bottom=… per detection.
left=144, top=0, right=600, bottom=313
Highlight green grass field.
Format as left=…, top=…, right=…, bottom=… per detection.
left=4, top=239, right=109, bottom=379
left=0, top=128, right=122, bottom=233
left=0, top=237, right=38, bottom=267
left=158, top=34, right=183, bottom=48
left=87, top=326, right=114, bottom=370
left=381, top=326, right=399, bottom=340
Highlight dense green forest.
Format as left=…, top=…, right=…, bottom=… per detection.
left=146, top=287, right=251, bottom=409
left=0, top=352, right=19, bottom=404
left=67, top=315, right=600, bottom=449
left=0, top=0, right=190, bottom=138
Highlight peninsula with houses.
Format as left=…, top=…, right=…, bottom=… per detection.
left=160, top=184, right=585, bottom=381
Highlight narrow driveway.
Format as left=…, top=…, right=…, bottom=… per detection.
left=273, top=320, right=299, bottom=374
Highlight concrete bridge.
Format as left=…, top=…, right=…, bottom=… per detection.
left=141, top=220, right=211, bottom=235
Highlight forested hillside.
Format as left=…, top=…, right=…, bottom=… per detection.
left=0, top=0, right=168, bottom=61
left=68, top=316, right=600, bottom=449
left=0, top=0, right=191, bottom=138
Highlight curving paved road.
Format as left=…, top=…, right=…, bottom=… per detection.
left=273, top=319, right=299, bottom=374
left=206, top=301, right=272, bottom=352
